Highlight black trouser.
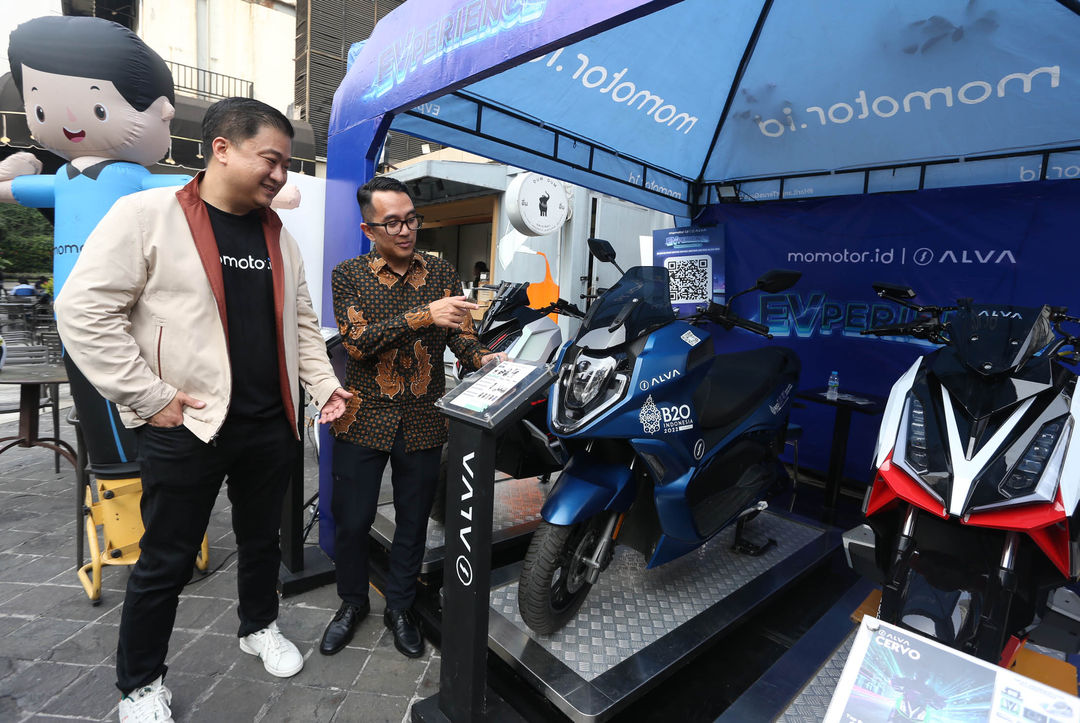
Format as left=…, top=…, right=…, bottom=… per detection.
left=115, top=416, right=296, bottom=694
left=331, top=431, right=440, bottom=610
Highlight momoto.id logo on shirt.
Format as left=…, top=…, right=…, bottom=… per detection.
left=220, top=254, right=273, bottom=271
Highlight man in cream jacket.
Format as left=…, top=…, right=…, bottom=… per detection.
left=56, top=97, right=350, bottom=723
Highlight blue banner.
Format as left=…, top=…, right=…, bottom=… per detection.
left=695, top=179, right=1080, bottom=484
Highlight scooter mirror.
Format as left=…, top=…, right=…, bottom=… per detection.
left=873, top=281, right=917, bottom=300
left=587, top=238, right=618, bottom=263
left=756, top=269, right=802, bottom=293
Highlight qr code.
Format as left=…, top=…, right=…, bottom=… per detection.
left=666, top=255, right=711, bottom=304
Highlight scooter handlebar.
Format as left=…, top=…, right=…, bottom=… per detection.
left=861, top=320, right=939, bottom=338
left=733, top=317, right=772, bottom=337
left=537, top=298, right=586, bottom=319
left=555, top=298, right=586, bottom=318
left=703, top=303, right=772, bottom=337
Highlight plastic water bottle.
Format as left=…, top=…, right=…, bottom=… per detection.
left=826, top=370, right=840, bottom=400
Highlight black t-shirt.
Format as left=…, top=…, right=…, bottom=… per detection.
left=205, top=202, right=282, bottom=421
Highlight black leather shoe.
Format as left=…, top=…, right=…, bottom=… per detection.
left=319, top=601, right=369, bottom=655
left=384, top=607, right=424, bottom=658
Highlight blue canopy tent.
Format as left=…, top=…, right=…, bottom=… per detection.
left=321, top=0, right=1080, bottom=544
left=327, top=0, right=1080, bottom=231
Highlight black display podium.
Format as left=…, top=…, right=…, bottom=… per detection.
left=413, top=360, right=555, bottom=723
left=279, top=381, right=335, bottom=596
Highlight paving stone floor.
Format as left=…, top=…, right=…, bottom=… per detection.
left=0, top=390, right=439, bottom=722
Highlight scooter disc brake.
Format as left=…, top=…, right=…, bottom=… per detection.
left=564, top=525, right=601, bottom=595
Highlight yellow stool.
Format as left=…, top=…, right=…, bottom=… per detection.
left=78, top=475, right=209, bottom=604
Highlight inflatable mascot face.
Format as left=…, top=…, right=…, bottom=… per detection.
left=0, top=15, right=189, bottom=300
left=9, top=15, right=175, bottom=166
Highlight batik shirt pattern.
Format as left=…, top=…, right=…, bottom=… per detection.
left=330, top=250, right=487, bottom=452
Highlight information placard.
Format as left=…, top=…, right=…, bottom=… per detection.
left=436, top=359, right=555, bottom=431
left=825, top=618, right=1079, bottom=723
left=449, top=361, right=535, bottom=413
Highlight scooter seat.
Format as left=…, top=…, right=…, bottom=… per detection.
left=694, top=347, right=800, bottom=429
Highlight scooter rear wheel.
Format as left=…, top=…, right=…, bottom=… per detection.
left=519, top=519, right=603, bottom=634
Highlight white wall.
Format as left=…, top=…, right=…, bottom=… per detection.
left=591, top=194, right=672, bottom=291
left=140, top=0, right=296, bottom=114
left=0, top=1, right=63, bottom=78
left=276, top=171, right=327, bottom=324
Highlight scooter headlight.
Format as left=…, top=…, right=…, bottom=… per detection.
left=999, top=416, right=1069, bottom=497
left=566, top=355, right=616, bottom=409
left=897, top=391, right=949, bottom=502
left=905, top=396, right=929, bottom=474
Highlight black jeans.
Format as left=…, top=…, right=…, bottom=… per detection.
left=115, top=416, right=296, bottom=694
left=331, top=431, right=440, bottom=610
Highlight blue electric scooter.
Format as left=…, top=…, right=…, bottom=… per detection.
left=517, top=239, right=801, bottom=633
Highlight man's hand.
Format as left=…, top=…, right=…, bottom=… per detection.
left=429, top=296, right=478, bottom=330
left=318, top=387, right=354, bottom=424
left=480, top=352, right=508, bottom=365
left=0, top=151, right=42, bottom=181
left=270, top=183, right=301, bottom=210
left=148, top=390, right=206, bottom=427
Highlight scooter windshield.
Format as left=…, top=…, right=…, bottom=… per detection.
left=579, top=266, right=675, bottom=343
left=948, top=304, right=1053, bottom=375
left=479, top=281, right=530, bottom=335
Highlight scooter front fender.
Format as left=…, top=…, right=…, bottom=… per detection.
left=541, top=455, right=635, bottom=526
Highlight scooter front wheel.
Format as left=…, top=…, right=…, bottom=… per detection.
left=519, top=518, right=604, bottom=634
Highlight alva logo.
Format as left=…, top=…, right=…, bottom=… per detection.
left=977, top=309, right=1023, bottom=319
left=455, top=451, right=476, bottom=587
left=638, top=369, right=681, bottom=391
left=911, top=248, right=1017, bottom=266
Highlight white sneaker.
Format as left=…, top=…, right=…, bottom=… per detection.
left=239, top=620, right=304, bottom=677
left=118, top=675, right=173, bottom=722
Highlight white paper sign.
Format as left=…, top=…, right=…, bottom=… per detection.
left=449, top=361, right=534, bottom=413
left=825, top=617, right=1079, bottom=723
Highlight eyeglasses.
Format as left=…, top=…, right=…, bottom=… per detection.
left=366, top=214, right=424, bottom=235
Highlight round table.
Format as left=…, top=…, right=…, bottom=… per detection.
left=0, top=362, right=77, bottom=467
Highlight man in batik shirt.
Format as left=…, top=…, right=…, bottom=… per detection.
left=321, top=176, right=506, bottom=658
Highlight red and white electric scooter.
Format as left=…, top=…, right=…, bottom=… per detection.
left=844, top=282, right=1080, bottom=665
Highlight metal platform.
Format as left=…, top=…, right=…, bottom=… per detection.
left=485, top=511, right=841, bottom=722
left=769, top=623, right=1070, bottom=720
left=711, top=574, right=871, bottom=723
left=371, top=474, right=546, bottom=573
left=777, top=631, right=855, bottom=722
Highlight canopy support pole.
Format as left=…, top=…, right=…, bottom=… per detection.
left=692, top=0, right=775, bottom=218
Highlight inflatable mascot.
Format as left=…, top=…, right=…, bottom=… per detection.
left=0, top=15, right=191, bottom=467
